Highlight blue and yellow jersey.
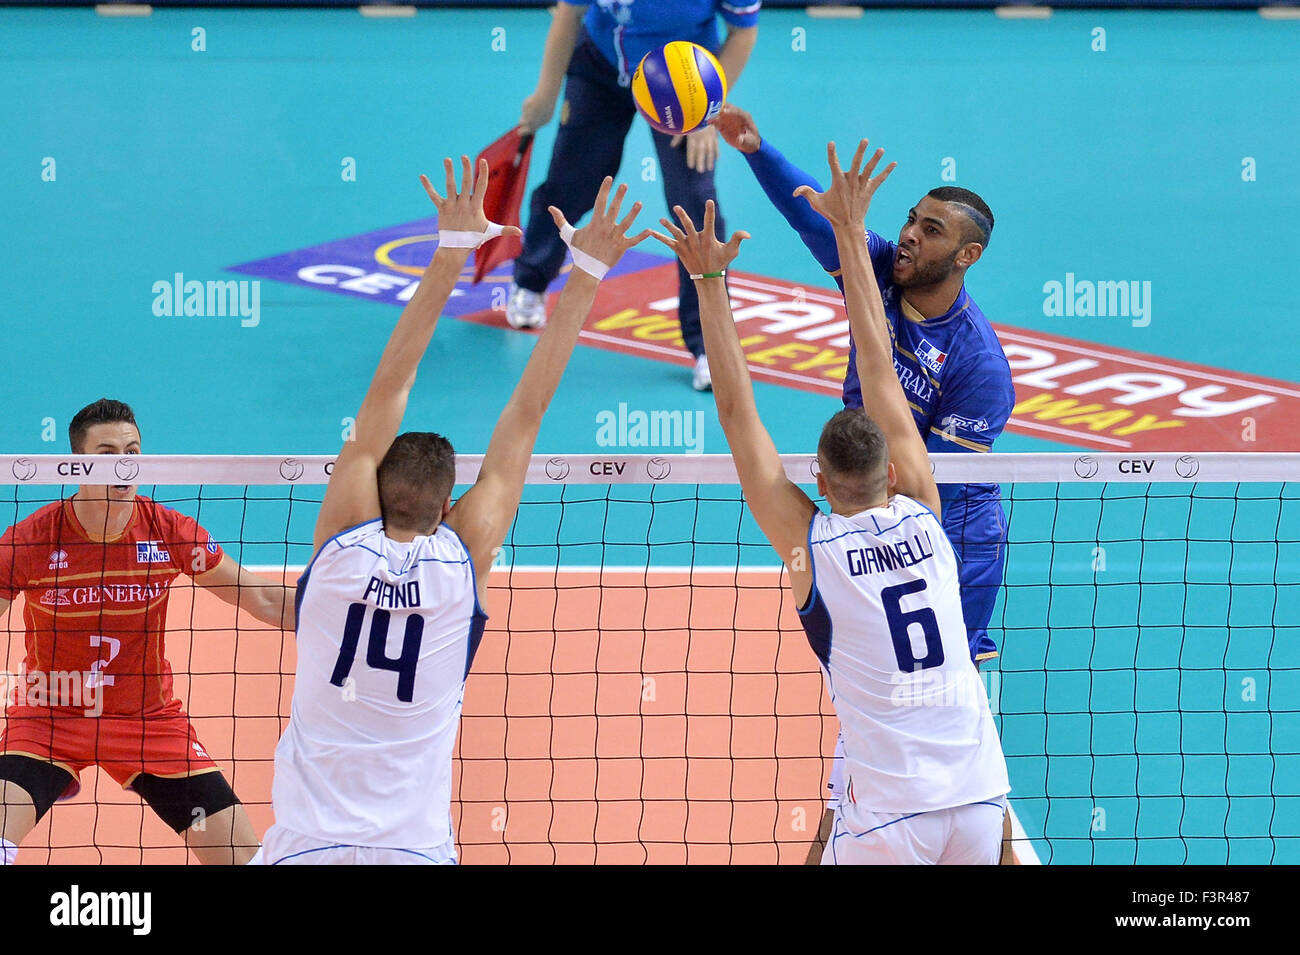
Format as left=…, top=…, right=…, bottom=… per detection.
left=744, top=139, right=1014, bottom=551
left=567, top=0, right=761, bottom=86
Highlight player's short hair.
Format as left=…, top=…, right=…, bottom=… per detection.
left=925, top=186, right=994, bottom=248
left=817, top=409, right=890, bottom=507
left=69, top=398, right=138, bottom=452
left=377, top=432, right=456, bottom=534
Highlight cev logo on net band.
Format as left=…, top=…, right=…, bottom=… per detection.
left=1073, top=455, right=1203, bottom=480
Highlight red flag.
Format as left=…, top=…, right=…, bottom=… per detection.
left=471, top=129, right=534, bottom=285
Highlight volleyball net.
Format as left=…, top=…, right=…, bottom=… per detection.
left=1, top=452, right=1296, bottom=864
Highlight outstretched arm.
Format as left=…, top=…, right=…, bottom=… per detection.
left=446, top=179, right=650, bottom=599
left=313, top=157, right=520, bottom=552
left=711, top=104, right=844, bottom=274
left=796, top=141, right=940, bottom=516
left=196, top=559, right=296, bottom=631
left=652, top=202, right=818, bottom=605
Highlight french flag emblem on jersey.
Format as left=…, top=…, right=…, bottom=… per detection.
left=136, top=541, right=171, bottom=564
left=916, top=338, right=948, bottom=375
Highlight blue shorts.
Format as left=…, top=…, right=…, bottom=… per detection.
left=958, top=545, right=1005, bottom=663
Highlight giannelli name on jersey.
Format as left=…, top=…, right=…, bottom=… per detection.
left=844, top=529, right=936, bottom=577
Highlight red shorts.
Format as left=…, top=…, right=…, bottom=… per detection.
left=0, top=708, right=220, bottom=800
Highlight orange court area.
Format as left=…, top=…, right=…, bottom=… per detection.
left=5, top=568, right=836, bottom=865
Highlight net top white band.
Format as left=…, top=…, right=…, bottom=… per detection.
left=0, top=453, right=1296, bottom=486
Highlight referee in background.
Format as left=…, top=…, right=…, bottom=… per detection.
left=508, top=0, right=760, bottom=392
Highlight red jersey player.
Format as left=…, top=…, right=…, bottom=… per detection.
left=0, top=400, right=295, bottom=865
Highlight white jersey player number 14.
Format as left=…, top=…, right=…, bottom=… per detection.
left=329, top=598, right=425, bottom=703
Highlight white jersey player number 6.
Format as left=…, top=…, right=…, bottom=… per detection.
left=882, top=580, right=945, bottom=672
left=328, top=602, right=424, bottom=702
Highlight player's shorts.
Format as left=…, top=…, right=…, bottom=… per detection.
left=958, top=545, right=1006, bottom=663
left=822, top=796, right=1007, bottom=865
left=0, top=709, right=220, bottom=800
left=826, top=734, right=846, bottom=810
left=259, top=824, right=456, bottom=866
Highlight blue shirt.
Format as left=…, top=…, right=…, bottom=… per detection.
left=744, top=140, right=1015, bottom=551
left=564, top=0, right=761, bottom=87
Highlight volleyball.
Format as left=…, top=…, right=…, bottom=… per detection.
left=631, top=41, right=728, bottom=136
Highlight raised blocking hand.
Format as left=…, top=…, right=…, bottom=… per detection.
left=548, top=177, right=652, bottom=276
left=650, top=200, right=749, bottom=277
left=420, top=155, right=522, bottom=240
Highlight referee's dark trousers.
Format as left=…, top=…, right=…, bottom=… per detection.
left=513, top=34, right=727, bottom=361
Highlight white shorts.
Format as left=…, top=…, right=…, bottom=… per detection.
left=258, top=825, right=456, bottom=866
left=822, top=796, right=1007, bottom=865
left=826, top=733, right=845, bottom=811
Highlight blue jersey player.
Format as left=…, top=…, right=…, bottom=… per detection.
left=713, top=104, right=1016, bottom=861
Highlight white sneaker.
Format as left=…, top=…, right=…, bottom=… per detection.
left=692, top=354, right=712, bottom=391
left=506, top=283, right=547, bottom=329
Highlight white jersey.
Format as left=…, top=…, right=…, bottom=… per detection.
left=801, top=494, right=1009, bottom=815
left=271, top=519, right=486, bottom=854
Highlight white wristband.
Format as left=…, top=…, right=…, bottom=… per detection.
left=438, top=221, right=509, bottom=249
left=558, top=222, right=611, bottom=280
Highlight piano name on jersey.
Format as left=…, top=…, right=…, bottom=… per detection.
left=844, top=530, right=935, bottom=578
left=362, top=576, right=422, bottom=610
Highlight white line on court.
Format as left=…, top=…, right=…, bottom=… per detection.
left=1008, top=804, right=1043, bottom=865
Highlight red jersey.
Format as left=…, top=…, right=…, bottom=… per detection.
left=0, top=496, right=225, bottom=717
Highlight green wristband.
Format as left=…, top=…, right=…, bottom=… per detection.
left=689, top=270, right=727, bottom=280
